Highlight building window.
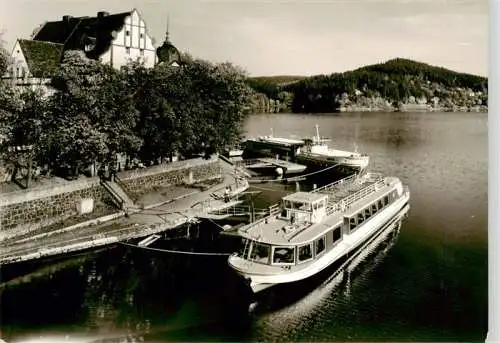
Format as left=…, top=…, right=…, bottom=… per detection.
left=16, top=50, right=20, bottom=54
left=126, top=30, right=130, bottom=36
left=125, top=47, right=130, bottom=54
left=140, top=49, right=144, bottom=56
left=140, top=33, right=144, bottom=39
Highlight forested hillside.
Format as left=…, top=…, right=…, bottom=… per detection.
left=246, top=58, right=487, bottom=113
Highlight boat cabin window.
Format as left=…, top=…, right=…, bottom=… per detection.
left=371, top=203, right=378, bottom=213
left=332, top=226, right=342, bottom=243
left=349, top=217, right=357, bottom=230
left=298, top=243, right=313, bottom=262
left=272, top=246, right=295, bottom=264
left=357, top=212, right=365, bottom=224
left=294, top=202, right=311, bottom=211
left=383, top=195, right=389, bottom=206
left=315, top=236, right=326, bottom=255
left=249, top=242, right=270, bottom=264
left=364, top=207, right=371, bottom=219
left=313, top=202, right=325, bottom=211
left=377, top=199, right=384, bottom=210
left=281, top=209, right=287, bottom=218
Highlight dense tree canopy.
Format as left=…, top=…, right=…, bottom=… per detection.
left=0, top=48, right=253, bottom=178
left=47, top=51, right=141, bottom=172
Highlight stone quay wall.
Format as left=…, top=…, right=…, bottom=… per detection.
left=0, top=178, right=116, bottom=241
left=117, top=156, right=223, bottom=201
left=0, top=157, right=224, bottom=241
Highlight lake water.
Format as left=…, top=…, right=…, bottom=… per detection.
left=0, top=112, right=488, bottom=342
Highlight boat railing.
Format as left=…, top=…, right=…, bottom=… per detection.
left=325, top=177, right=386, bottom=215
left=312, top=173, right=359, bottom=194
left=240, top=204, right=282, bottom=233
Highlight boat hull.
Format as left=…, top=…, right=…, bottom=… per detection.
left=229, top=190, right=410, bottom=294
left=296, top=153, right=370, bottom=171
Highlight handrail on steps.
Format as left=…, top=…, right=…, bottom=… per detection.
left=114, top=174, right=135, bottom=202
left=100, top=179, right=125, bottom=209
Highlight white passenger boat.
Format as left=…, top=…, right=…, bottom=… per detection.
left=243, top=125, right=369, bottom=176
left=227, top=172, right=410, bottom=293
left=297, top=125, right=370, bottom=171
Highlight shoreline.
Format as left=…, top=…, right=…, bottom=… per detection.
left=253, top=106, right=488, bottom=114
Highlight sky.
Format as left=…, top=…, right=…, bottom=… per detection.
left=0, top=0, right=488, bottom=77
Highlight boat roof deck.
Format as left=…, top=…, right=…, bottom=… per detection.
left=282, top=191, right=328, bottom=204
left=343, top=177, right=399, bottom=217
left=239, top=215, right=342, bottom=245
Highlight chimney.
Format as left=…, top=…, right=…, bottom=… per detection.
left=62, top=15, right=73, bottom=23
left=97, top=11, right=109, bottom=19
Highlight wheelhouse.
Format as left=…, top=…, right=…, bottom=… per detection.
left=280, top=191, right=328, bottom=224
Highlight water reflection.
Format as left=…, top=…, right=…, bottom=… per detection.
left=1, top=245, right=252, bottom=343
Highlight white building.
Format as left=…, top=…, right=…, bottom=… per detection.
left=5, top=39, right=63, bottom=95
left=3, top=8, right=176, bottom=92
left=31, top=9, right=157, bottom=69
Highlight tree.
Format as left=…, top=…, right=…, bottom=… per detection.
left=48, top=50, right=141, bottom=174
left=0, top=36, right=23, bottom=155
left=126, top=56, right=253, bottom=162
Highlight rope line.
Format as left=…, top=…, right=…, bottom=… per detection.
left=120, top=241, right=232, bottom=256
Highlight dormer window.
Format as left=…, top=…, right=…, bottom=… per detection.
left=82, top=35, right=96, bottom=52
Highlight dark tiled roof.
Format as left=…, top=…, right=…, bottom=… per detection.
left=33, top=11, right=133, bottom=59
left=18, top=39, right=64, bottom=77
left=32, top=17, right=84, bottom=44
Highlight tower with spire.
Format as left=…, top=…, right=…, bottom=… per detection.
left=156, top=15, right=181, bottom=66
